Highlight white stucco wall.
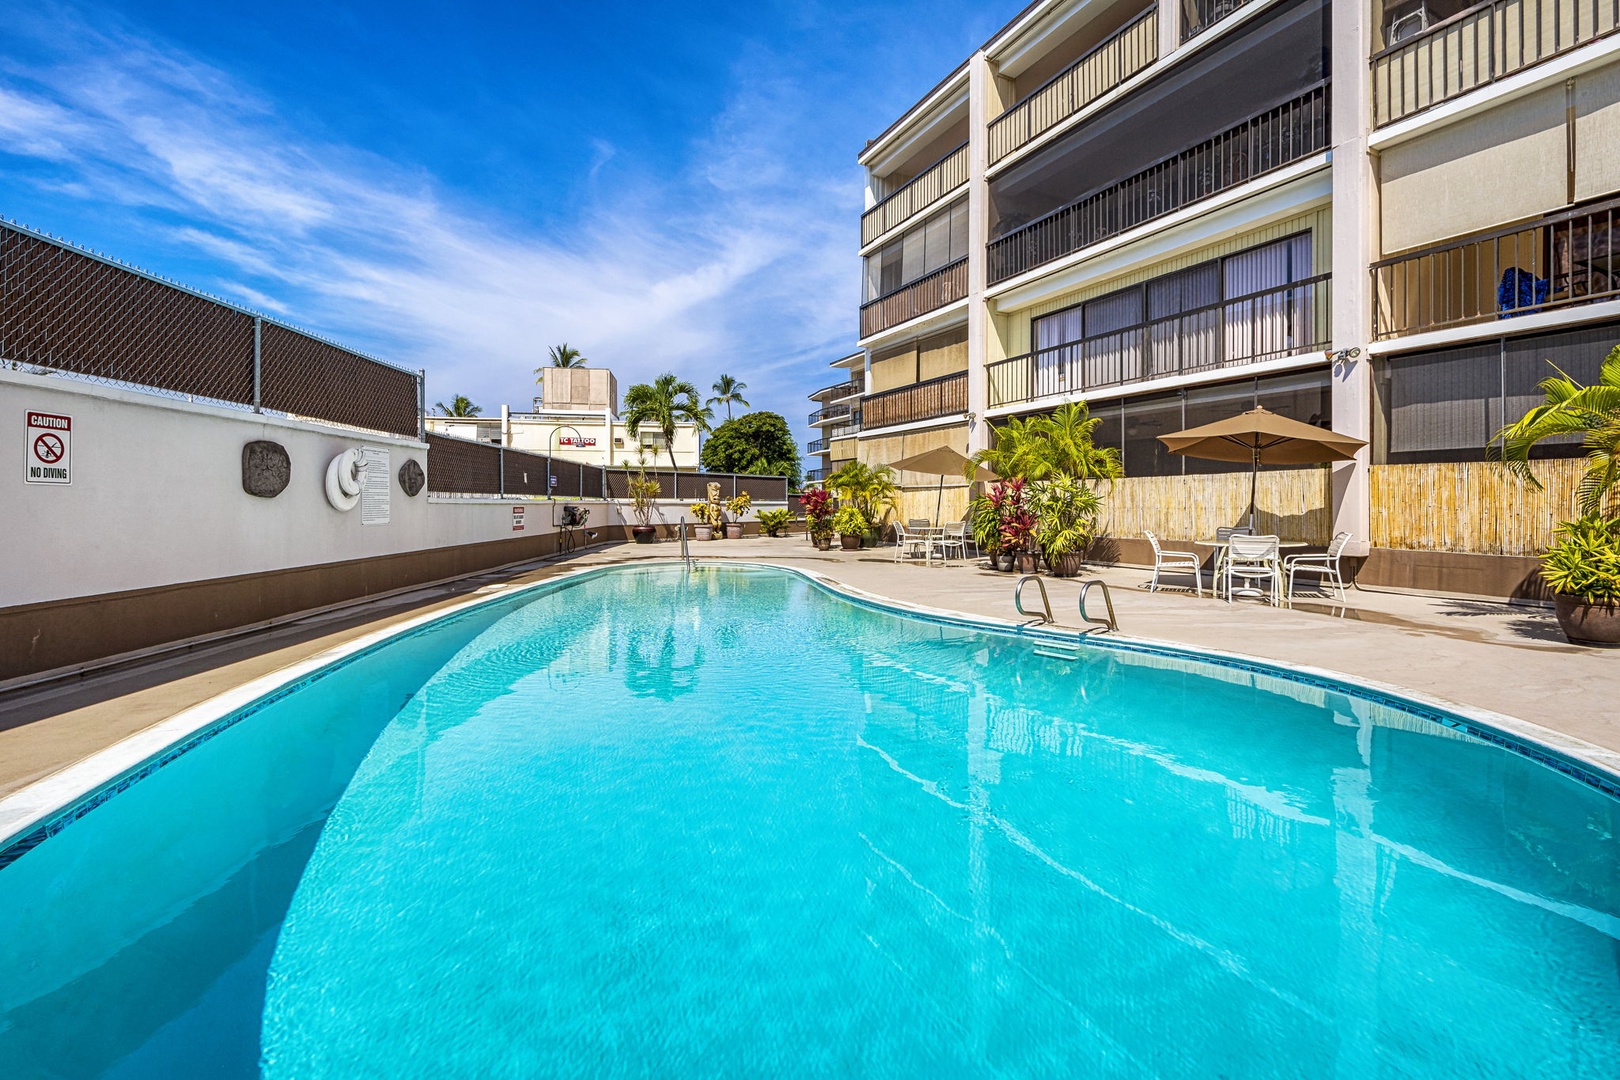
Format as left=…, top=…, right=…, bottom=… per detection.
left=1, top=371, right=609, bottom=608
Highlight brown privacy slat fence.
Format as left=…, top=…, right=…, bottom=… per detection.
left=425, top=433, right=789, bottom=503
left=861, top=143, right=970, bottom=247
left=859, top=258, right=969, bottom=337
left=862, top=372, right=969, bottom=429
left=0, top=222, right=423, bottom=438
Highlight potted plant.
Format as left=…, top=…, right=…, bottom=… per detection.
left=626, top=465, right=661, bottom=544
left=972, top=478, right=1033, bottom=571
left=826, top=461, right=899, bottom=548
left=1031, top=475, right=1103, bottom=577
left=724, top=493, right=751, bottom=540
left=1540, top=515, right=1620, bottom=645
left=757, top=508, right=792, bottom=537
left=831, top=505, right=868, bottom=551
left=1494, top=346, right=1620, bottom=643
left=802, top=488, right=834, bottom=550
left=689, top=502, right=716, bottom=541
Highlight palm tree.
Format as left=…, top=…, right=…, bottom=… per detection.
left=969, top=402, right=1121, bottom=483
left=1495, top=345, right=1620, bottom=516
left=826, top=460, right=900, bottom=529
left=434, top=395, right=482, bottom=417
left=623, top=374, right=712, bottom=472
left=707, top=374, right=751, bottom=422
left=539, top=344, right=586, bottom=373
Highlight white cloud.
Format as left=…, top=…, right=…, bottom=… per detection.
left=0, top=10, right=860, bottom=446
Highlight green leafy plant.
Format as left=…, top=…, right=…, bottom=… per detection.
left=831, top=505, right=869, bottom=537
left=826, top=460, right=899, bottom=529
left=1030, top=475, right=1103, bottom=559
left=757, top=508, right=793, bottom=536
left=1541, top=515, right=1620, bottom=601
left=725, top=493, right=752, bottom=520
left=700, top=412, right=800, bottom=486
left=689, top=502, right=716, bottom=525
left=434, top=394, right=482, bottom=417
left=969, top=402, right=1122, bottom=483
left=1493, top=344, right=1620, bottom=516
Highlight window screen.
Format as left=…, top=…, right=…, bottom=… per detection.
left=1123, top=393, right=1185, bottom=476
left=1381, top=343, right=1502, bottom=460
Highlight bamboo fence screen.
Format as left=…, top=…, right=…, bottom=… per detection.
left=1369, top=459, right=1586, bottom=557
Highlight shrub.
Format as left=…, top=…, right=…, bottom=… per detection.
left=1542, top=515, right=1620, bottom=601
left=831, top=505, right=869, bottom=537
left=757, top=508, right=792, bottom=537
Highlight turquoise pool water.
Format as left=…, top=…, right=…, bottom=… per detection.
left=2, top=564, right=1618, bottom=1077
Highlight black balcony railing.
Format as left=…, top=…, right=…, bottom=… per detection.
left=1372, top=0, right=1620, bottom=127
left=860, top=258, right=970, bottom=338
left=805, top=467, right=831, bottom=483
left=824, top=418, right=861, bottom=441
left=987, top=275, right=1331, bottom=407
left=987, top=9, right=1158, bottom=165
left=1372, top=197, right=1620, bottom=339
left=809, top=403, right=854, bottom=425
left=862, top=143, right=970, bottom=246
left=1183, top=0, right=1259, bottom=40
left=806, top=437, right=829, bottom=454
left=987, top=86, right=1330, bottom=285
left=863, top=372, right=969, bottom=429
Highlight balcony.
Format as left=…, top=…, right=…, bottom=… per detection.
left=988, top=86, right=1329, bottom=285
left=863, top=371, right=969, bottom=429
left=805, top=467, right=831, bottom=483
left=988, top=9, right=1158, bottom=166
left=824, top=419, right=862, bottom=441
left=861, top=143, right=970, bottom=247
left=860, top=258, right=969, bottom=338
left=1372, top=197, right=1620, bottom=338
left=988, top=275, right=1331, bottom=407
left=1184, top=0, right=1261, bottom=40
left=807, top=437, right=830, bottom=454
left=1372, top=0, right=1620, bottom=128
left=809, top=403, right=854, bottom=426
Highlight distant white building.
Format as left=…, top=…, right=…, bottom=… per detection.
left=426, top=366, right=702, bottom=468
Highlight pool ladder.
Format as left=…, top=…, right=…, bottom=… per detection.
left=1014, top=574, right=1119, bottom=634
left=678, top=518, right=693, bottom=571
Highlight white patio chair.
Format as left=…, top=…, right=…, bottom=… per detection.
left=933, top=521, right=968, bottom=564
left=1224, top=533, right=1281, bottom=605
left=1145, top=530, right=1202, bottom=597
left=1286, top=531, right=1353, bottom=603
left=1212, top=525, right=1252, bottom=589
left=892, top=521, right=930, bottom=563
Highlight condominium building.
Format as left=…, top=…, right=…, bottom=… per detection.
left=830, top=0, right=1620, bottom=595
left=806, top=351, right=865, bottom=482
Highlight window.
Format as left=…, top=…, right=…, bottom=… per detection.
left=862, top=198, right=969, bottom=302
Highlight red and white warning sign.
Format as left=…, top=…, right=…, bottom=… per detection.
left=512, top=505, right=526, bottom=532
left=25, top=411, right=71, bottom=485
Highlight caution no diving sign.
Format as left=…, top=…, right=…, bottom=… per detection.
left=26, top=411, right=71, bottom=485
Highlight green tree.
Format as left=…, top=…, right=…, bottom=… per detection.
left=707, top=374, right=751, bottom=422
left=826, top=459, right=900, bottom=529
left=623, top=373, right=711, bottom=472
left=970, top=402, right=1122, bottom=482
left=700, top=411, right=801, bottom=486
left=434, top=394, right=482, bottom=417
left=1494, top=345, right=1620, bottom=516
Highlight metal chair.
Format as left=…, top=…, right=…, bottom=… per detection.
left=1286, top=531, right=1353, bottom=603
left=933, top=521, right=968, bottom=564
left=1224, top=533, right=1281, bottom=605
left=1212, top=525, right=1252, bottom=588
left=892, top=521, right=929, bottom=563
left=1145, top=530, right=1203, bottom=597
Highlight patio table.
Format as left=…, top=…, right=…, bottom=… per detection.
left=1197, top=539, right=1309, bottom=599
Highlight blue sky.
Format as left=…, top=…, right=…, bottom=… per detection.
left=0, top=1, right=1004, bottom=457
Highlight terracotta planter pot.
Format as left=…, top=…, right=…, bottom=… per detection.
left=693, top=524, right=714, bottom=541
left=631, top=526, right=657, bottom=544
left=724, top=523, right=744, bottom=540
left=1016, top=552, right=1039, bottom=574
left=839, top=534, right=862, bottom=551
left=1048, top=552, right=1085, bottom=577
left=1554, top=594, right=1620, bottom=646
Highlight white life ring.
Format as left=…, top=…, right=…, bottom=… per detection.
left=325, top=449, right=363, bottom=511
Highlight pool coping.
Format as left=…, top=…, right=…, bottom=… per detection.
left=3, top=559, right=1618, bottom=869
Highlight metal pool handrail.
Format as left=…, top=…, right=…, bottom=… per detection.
left=1077, top=579, right=1119, bottom=633
left=679, top=518, right=692, bottom=571
left=1014, top=575, right=1054, bottom=624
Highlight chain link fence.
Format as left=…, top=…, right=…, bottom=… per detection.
left=1, top=222, right=423, bottom=438
left=426, top=433, right=789, bottom=502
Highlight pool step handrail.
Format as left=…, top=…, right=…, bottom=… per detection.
left=1014, top=574, right=1054, bottom=624
left=679, top=517, right=692, bottom=571
left=1077, top=579, right=1119, bottom=633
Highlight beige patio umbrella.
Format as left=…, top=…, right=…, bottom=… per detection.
left=889, top=445, right=997, bottom=526
left=1157, top=407, right=1366, bottom=530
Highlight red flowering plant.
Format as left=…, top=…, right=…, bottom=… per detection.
left=801, top=486, right=834, bottom=541
left=971, top=478, right=1035, bottom=556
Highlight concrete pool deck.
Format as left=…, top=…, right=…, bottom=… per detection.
left=0, top=536, right=1615, bottom=802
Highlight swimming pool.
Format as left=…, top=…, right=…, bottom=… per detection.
left=2, top=563, right=1617, bottom=1077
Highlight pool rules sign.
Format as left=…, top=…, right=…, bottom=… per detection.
left=25, top=412, right=71, bottom=485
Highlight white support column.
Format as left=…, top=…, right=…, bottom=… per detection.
left=1330, top=0, right=1376, bottom=556
left=1157, top=0, right=1180, bottom=61
left=967, top=51, right=994, bottom=456
left=501, top=403, right=512, bottom=448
